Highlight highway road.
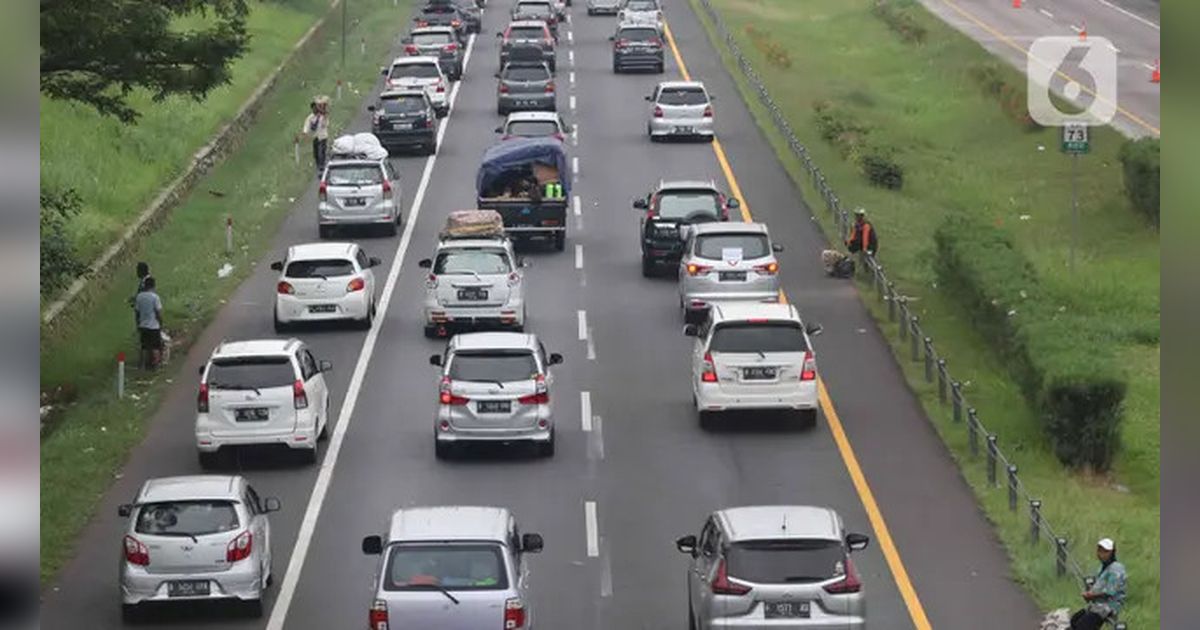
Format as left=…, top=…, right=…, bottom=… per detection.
left=41, top=1, right=1043, bottom=628
left=919, top=0, right=1161, bottom=138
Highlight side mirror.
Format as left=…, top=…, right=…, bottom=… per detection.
left=418, top=258, right=433, bottom=269
left=118, top=504, right=133, bottom=518
left=805, top=323, right=823, bottom=337
left=270, top=261, right=283, bottom=271
left=683, top=324, right=698, bottom=337
left=548, top=353, right=563, bottom=365
left=561, top=123, right=573, bottom=133
left=380, top=66, right=389, bottom=76
left=772, top=243, right=784, bottom=253
left=644, top=95, right=653, bottom=101
left=319, top=360, right=333, bottom=372
left=675, top=534, right=698, bottom=556
left=401, top=37, right=412, bottom=44
left=367, top=105, right=377, bottom=113
left=362, top=535, right=383, bottom=555
left=262, top=497, right=282, bottom=513
left=198, top=364, right=206, bottom=376
left=496, top=31, right=504, bottom=37
left=608, top=35, right=615, bottom=41
left=632, top=198, right=648, bottom=209
left=494, top=72, right=501, bottom=78
left=494, top=126, right=503, bottom=133
left=521, top=533, right=544, bottom=553
left=846, top=532, right=870, bottom=552
left=726, top=198, right=741, bottom=209
left=368, top=256, right=382, bottom=267
left=429, top=354, right=443, bottom=367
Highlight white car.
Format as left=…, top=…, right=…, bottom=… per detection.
left=271, top=242, right=380, bottom=331
left=617, top=0, right=663, bottom=27
left=195, top=339, right=332, bottom=467
left=383, top=56, right=449, bottom=116
left=419, top=234, right=527, bottom=338
left=684, top=302, right=823, bottom=427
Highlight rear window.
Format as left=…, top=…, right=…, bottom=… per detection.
left=392, top=63, right=441, bottom=79
left=655, top=191, right=721, bottom=220
left=327, top=165, right=383, bottom=186
left=694, top=234, right=770, bottom=260
left=135, top=501, right=240, bottom=537
left=422, top=5, right=457, bottom=14
left=449, top=351, right=539, bottom=382
left=508, top=26, right=546, bottom=39
left=285, top=258, right=356, bottom=278
left=503, top=65, right=550, bottom=81
left=434, top=250, right=511, bottom=274
left=412, top=32, right=453, bottom=45
left=516, top=3, right=552, bottom=16
left=385, top=544, right=508, bottom=591
left=726, top=540, right=845, bottom=584
left=381, top=95, right=427, bottom=114
left=507, top=120, right=560, bottom=137
left=709, top=323, right=808, bottom=353
left=207, top=357, right=296, bottom=390
left=658, top=88, right=707, bottom=106
left=620, top=27, right=659, bottom=41
left=625, top=0, right=659, bottom=9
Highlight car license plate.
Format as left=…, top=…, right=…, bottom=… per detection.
left=675, top=126, right=694, bottom=134
left=344, top=197, right=367, bottom=207
left=392, top=121, right=412, bottom=130
left=764, top=600, right=810, bottom=618
left=719, top=271, right=747, bottom=281
left=477, top=400, right=511, bottom=414
left=457, top=287, right=488, bottom=301
left=235, top=407, right=270, bottom=422
left=167, top=580, right=210, bottom=598
left=743, top=366, right=777, bottom=380
left=308, top=304, right=337, bottom=313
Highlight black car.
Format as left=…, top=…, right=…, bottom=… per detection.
left=414, top=5, right=470, bottom=38
left=423, top=0, right=483, bottom=33
left=369, top=89, right=438, bottom=155
left=610, top=23, right=664, bottom=73
left=634, top=180, right=740, bottom=276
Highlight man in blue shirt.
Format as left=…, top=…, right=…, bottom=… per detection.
left=134, top=276, right=164, bottom=370
left=1071, top=537, right=1126, bottom=629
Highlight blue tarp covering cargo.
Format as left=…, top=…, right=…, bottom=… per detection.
left=475, top=137, right=571, bottom=199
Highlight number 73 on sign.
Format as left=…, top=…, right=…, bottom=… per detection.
left=1062, top=123, right=1090, bottom=154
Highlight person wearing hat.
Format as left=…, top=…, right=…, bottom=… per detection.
left=845, top=208, right=878, bottom=257
left=298, top=97, right=330, bottom=177
left=1070, top=537, right=1126, bottom=629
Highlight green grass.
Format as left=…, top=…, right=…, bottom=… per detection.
left=39, top=0, right=334, bottom=270
left=39, top=0, right=414, bottom=586
left=689, top=0, right=1159, bottom=625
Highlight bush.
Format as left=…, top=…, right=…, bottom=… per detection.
left=812, top=101, right=904, bottom=190
left=969, top=63, right=1043, bottom=132
left=861, top=151, right=904, bottom=189
left=812, top=100, right=869, bottom=149
left=871, top=0, right=927, bottom=44
left=743, top=24, right=792, bottom=70
left=933, top=214, right=1126, bottom=471
left=40, top=188, right=88, bottom=298
left=1118, top=138, right=1160, bottom=225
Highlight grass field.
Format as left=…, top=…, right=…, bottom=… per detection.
left=39, top=0, right=414, bottom=585
left=690, top=0, right=1159, bottom=625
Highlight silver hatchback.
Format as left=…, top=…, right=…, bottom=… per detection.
left=648, top=81, right=714, bottom=141
left=118, top=475, right=280, bottom=620
left=676, top=505, right=870, bottom=630
left=679, top=222, right=783, bottom=323
left=430, top=332, right=562, bottom=458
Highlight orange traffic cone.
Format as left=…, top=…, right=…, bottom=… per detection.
left=1151, top=59, right=1160, bottom=83
left=1079, top=20, right=1088, bottom=41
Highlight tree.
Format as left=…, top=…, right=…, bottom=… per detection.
left=40, top=0, right=251, bottom=123
left=40, top=188, right=88, bottom=297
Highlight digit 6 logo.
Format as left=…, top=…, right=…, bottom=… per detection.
left=1027, top=36, right=1118, bottom=127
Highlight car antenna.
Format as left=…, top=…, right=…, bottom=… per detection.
left=781, top=513, right=787, bottom=532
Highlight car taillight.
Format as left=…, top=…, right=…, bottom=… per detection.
left=451, top=19, right=462, bottom=27
left=369, top=599, right=389, bottom=630
left=686, top=263, right=712, bottom=276
left=426, top=273, right=438, bottom=289
left=553, top=132, right=564, bottom=141
left=226, top=530, right=253, bottom=563
left=800, top=351, right=817, bottom=381
left=614, top=39, right=628, bottom=49
left=507, top=272, right=520, bottom=286
left=347, top=277, right=366, bottom=292
left=197, top=383, right=209, bottom=413
left=703, top=105, right=714, bottom=118
left=701, top=352, right=718, bottom=383
left=421, top=117, right=434, bottom=128
left=405, top=44, right=419, bottom=54
left=416, top=19, right=429, bottom=26
left=499, top=84, right=510, bottom=94
left=653, top=106, right=664, bottom=118
left=444, top=43, right=459, bottom=52
left=650, top=37, right=662, bottom=45
left=439, top=378, right=469, bottom=405
left=124, top=535, right=150, bottom=566
left=823, top=556, right=862, bottom=594
left=318, top=180, right=328, bottom=202
left=436, top=82, right=446, bottom=93
left=381, top=177, right=393, bottom=199
left=293, top=379, right=308, bottom=409
left=753, top=261, right=778, bottom=275
left=518, top=392, right=549, bottom=405
left=711, top=558, right=751, bottom=595
left=504, top=597, right=526, bottom=629
left=545, top=81, right=555, bottom=93
left=277, top=281, right=294, bottom=295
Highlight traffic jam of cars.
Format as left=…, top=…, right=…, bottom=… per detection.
left=114, top=0, right=873, bottom=628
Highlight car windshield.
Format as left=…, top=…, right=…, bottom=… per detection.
left=385, top=544, right=509, bottom=591
left=694, top=234, right=770, bottom=260
left=207, top=357, right=295, bottom=390
left=726, top=539, right=845, bottom=584
left=449, top=351, right=539, bottom=382
left=504, top=65, right=550, bottom=81
left=381, top=96, right=427, bottom=114
left=621, top=27, right=660, bottom=41
left=509, top=26, right=546, bottom=39
left=392, top=64, right=441, bottom=79
left=434, top=250, right=512, bottom=274
left=709, top=323, right=808, bottom=353
left=659, top=87, right=707, bottom=106
left=326, top=165, right=382, bottom=186
left=655, top=191, right=721, bottom=220
left=508, top=120, right=560, bottom=137
left=135, top=501, right=240, bottom=537
left=412, top=32, right=453, bottom=45
left=286, top=258, right=356, bottom=278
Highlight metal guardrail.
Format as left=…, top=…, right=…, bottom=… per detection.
left=691, top=0, right=1127, bottom=625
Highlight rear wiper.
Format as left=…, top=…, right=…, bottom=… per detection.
left=407, top=583, right=460, bottom=605
left=156, top=531, right=199, bottom=543
left=782, top=575, right=825, bottom=582
left=208, top=383, right=262, bottom=396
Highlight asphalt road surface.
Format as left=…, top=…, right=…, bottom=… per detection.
left=41, top=1, right=1044, bottom=628
left=919, top=0, right=1161, bottom=138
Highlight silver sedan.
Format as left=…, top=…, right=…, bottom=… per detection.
left=647, top=81, right=714, bottom=141
left=678, top=222, right=782, bottom=323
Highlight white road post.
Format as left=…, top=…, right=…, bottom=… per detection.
left=117, top=352, right=126, bottom=399
left=226, top=216, right=234, bottom=255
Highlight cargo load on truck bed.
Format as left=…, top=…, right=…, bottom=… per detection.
left=441, top=210, right=507, bottom=240
left=475, top=137, right=569, bottom=251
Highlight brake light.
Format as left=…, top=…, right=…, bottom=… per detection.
left=369, top=599, right=389, bottom=630
left=800, top=351, right=817, bottom=381
left=545, top=81, right=555, bottom=93
left=124, top=535, right=150, bottom=566
left=197, top=383, right=209, bottom=413
left=444, top=43, right=459, bottom=52
left=347, top=277, right=366, bottom=292
left=416, top=19, right=429, bottom=26
left=318, top=180, right=327, bottom=202
left=614, top=39, right=628, bottom=49
left=405, top=44, right=419, bottom=55
left=293, top=379, right=308, bottom=409
left=711, top=558, right=751, bottom=595
left=381, top=177, right=393, bottom=199
left=277, top=281, right=294, bottom=295
left=518, top=392, right=549, bottom=405
left=553, top=132, right=564, bottom=141
left=439, top=377, right=469, bottom=405
left=226, top=530, right=253, bottom=563
left=824, top=556, right=862, bottom=594
left=703, top=105, right=714, bottom=118
left=507, top=272, right=520, bottom=286
left=504, top=597, right=526, bottom=628
left=653, top=106, right=664, bottom=118
left=701, top=352, right=718, bottom=383
left=649, top=37, right=662, bottom=45
left=451, top=19, right=462, bottom=27
left=753, top=261, right=779, bottom=275
left=435, top=82, right=446, bottom=93
left=499, top=84, right=510, bottom=94
left=426, top=273, right=439, bottom=289
left=686, top=263, right=712, bottom=276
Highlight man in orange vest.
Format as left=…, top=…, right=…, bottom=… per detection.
left=846, top=208, right=878, bottom=256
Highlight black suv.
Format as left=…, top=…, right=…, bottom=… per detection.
left=369, top=89, right=438, bottom=155
left=634, top=180, right=740, bottom=276
left=610, top=23, right=664, bottom=73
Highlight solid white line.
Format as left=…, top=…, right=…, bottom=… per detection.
left=569, top=95, right=577, bottom=110
left=1038, top=8, right=1054, bottom=19
left=584, top=501, right=599, bottom=557
left=264, top=34, right=478, bottom=630
left=572, top=195, right=581, bottom=216
left=572, top=156, right=579, bottom=176
left=575, top=244, right=583, bottom=269
left=1095, top=0, right=1160, bottom=30
left=580, top=391, right=592, bottom=432
left=577, top=309, right=588, bottom=340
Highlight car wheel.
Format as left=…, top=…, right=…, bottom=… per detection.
left=641, top=256, right=654, bottom=278
left=318, top=415, right=329, bottom=441
left=498, top=105, right=507, bottom=116
left=699, top=410, right=717, bottom=430
left=383, top=221, right=398, bottom=237
left=688, top=601, right=697, bottom=630
left=435, top=440, right=453, bottom=460
left=798, top=408, right=818, bottom=428
left=245, top=598, right=264, bottom=618
left=302, top=440, right=319, bottom=465
left=121, top=603, right=142, bottom=623
left=273, top=311, right=288, bottom=334
left=318, top=225, right=333, bottom=239
left=704, top=134, right=715, bottom=143
left=424, top=140, right=437, bottom=156
left=423, top=325, right=439, bottom=339
left=198, top=450, right=221, bottom=470
left=538, top=430, right=555, bottom=457
left=587, top=8, right=594, bottom=15
left=554, top=231, right=566, bottom=251
left=612, top=61, right=621, bottom=74
left=656, top=62, right=665, bottom=74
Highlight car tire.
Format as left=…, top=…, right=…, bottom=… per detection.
left=423, top=325, right=439, bottom=339
left=424, top=140, right=437, bottom=156
left=273, top=311, right=288, bottom=334
left=704, top=134, right=715, bottom=143
left=498, top=106, right=507, bottom=116
left=641, top=256, right=654, bottom=278
left=554, top=231, right=566, bottom=251
left=538, top=430, right=555, bottom=457
left=699, top=410, right=717, bottom=430
left=383, top=221, right=398, bottom=237
left=245, top=598, right=264, bottom=618
left=318, top=414, right=329, bottom=441
left=587, top=8, right=594, bottom=15
left=549, top=61, right=557, bottom=73
left=121, top=603, right=142, bottom=623
left=318, top=225, right=333, bottom=239
left=612, top=61, right=621, bottom=74
left=198, top=450, right=221, bottom=470
left=435, top=440, right=453, bottom=460
left=798, top=408, right=818, bottom=428
left=656, top=62, right=665, bottom=74
left=357, top=301, right=374, bottom=330
left=302, top=440, right=319, bottom=465
left=688, top=602, right=697, bottom=630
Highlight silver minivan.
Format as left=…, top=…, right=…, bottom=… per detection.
left=318, top=158, right=402, bottom=238
left=419, top=236, right=527, bottom=338
left=361, top=506, right=543, bottom=630
left=678, top=222, right=783, bottom=323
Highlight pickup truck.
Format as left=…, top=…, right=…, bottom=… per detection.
left=476, top=137, right=570, bottom=251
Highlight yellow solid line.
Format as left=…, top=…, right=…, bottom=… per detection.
left=664, top=18, right=934, bottom=630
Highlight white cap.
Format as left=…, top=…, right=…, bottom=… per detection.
left=1097, top=538, right=1115, bottom=551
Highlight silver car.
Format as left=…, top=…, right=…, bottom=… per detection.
left=403, top=26, right=465, bottom=80
left=384, top=56, right=450, bottom=115
left=318, top=158, right=402, bottom=237
left=684, top=303, right=822, bottom=427
left=419, top=235, right=528, bottom=338
left=617, top=0, right=663, bottom=26
left=587, top=0, right=621, bottom=15
left=676, top=505, right=870, bottom=629
left=118, top=475, right=280, bottom=620
left=429, top=332, right=562, bottom=458
left=361, top=506, right=543, bottom=629
left=678, top=222, right=782, bottom=322
left=648, top=80, right=715, bottom=141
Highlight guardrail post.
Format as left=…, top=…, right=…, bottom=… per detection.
left=923, top=338, right=934, bottom=382
left=1007, top=464, right=1018, bottom=511
left=937, top=360, right=948, bottom=403
left=968, top=408, right=979, bottom=456
left=987, top=435, right=998, bottom=486
left=952, top=381, right=962, bottom=422
left=1029, top=500, right=1042, bottom=544
left=887, top=283, right=897, bottom=322
left=873, top=261, right=884, bottom=298
left=1056, top=537, right=1069, bottom=577
left=898, top=298, right=909, bottom=341
left=1114, top=623, right=1127, bottom=630
left=909, top=317, right=920, bottom=362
